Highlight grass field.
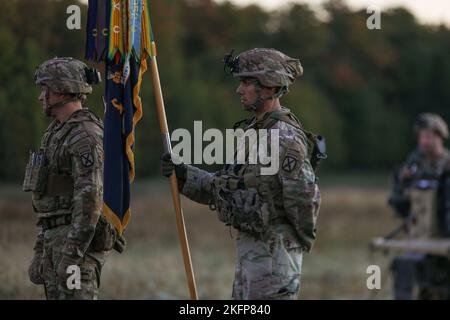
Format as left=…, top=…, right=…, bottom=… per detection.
left=0, top=174, right=401, bottom=299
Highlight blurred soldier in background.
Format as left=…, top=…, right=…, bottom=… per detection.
left=388, top=113, right=450, bottom=299
left=24, top=57, right=124, bottom=299
left=162, top=48, right=325, bottom=299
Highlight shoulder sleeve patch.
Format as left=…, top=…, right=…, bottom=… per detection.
left=282, top=151, right=299, bottom=173
left=79, top=149, right=94, bottom=167
left=279, top=133, right=308, bottom=178
left=68, top=133, right=95, bottom=167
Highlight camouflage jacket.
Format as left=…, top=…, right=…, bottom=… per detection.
left=180, top=107, right=321, bottom=252
left=389, top=147, right=450, bottom=218
left=25, top=108, right=103, bottom=262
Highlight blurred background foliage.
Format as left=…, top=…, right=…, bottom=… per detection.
left=1, top=0, right=450, bottom=181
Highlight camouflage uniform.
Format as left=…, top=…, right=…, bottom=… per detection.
left=182, top=110, right=320, bottom=299
left=389, top=148, right=450, bottom=220
left=24, top=58, right=115, bottom=300
left=389, top=113, right=450, bottom=221
left=388, top=113, right=450, bottom=299
left=165, top=49, right=322, bottom=299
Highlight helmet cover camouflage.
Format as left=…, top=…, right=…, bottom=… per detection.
left=415, top=113, right=449, bottom=139
left=34, top=57, right=98, bottom=95
left=224, top=48, right=303, bottom=88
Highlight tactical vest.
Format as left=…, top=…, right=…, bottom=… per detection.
left=406, top=151, right=450, bottom=238
left=221, top=107, right=326, bottom=183
left=213, top=107, right=324, bottom=234
left=408, top=179, right=439, bottom=238
left=23, top=109, right=103, bottom=218
left=234, top=108, right=325, bottom=172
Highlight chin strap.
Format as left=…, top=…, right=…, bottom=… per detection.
left=44, top=88, right=80, bottom=116
left=245, top=80, right=288, bottom=111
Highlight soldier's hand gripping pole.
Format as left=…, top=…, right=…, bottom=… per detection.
left=149, top=42, right=198, bottom=300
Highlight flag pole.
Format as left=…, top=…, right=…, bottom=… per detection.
left=148, top=41, right=198, bottom=300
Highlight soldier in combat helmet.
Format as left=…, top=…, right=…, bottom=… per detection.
left=24, top=57, right=124, bottom=299
left=388, top=113, right=450, bottom=299
left=161, top=48, right=325, bottom=299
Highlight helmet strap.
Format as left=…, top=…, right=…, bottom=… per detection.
left=273, top=86, right=288, bottom=99
left=44, top=88, right=79, bottom=117
left=263, top=86, right=288, bottom=100
left=244, top=81, right=265, bottom=111
left=246, top=84, right=288, bottom=112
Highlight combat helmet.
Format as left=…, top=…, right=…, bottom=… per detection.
left=414, top=113, right=449, bottom=139
left=35, top=57, right=100, bottom=94
left=224, top=48, right=303, bottom=89
left=224, top=48, right=303, bottom=110
left=35, top=57, right=101, bottom=113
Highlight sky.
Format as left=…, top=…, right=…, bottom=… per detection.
left=216, top=0, right=450, bottom=26
left=78, top=0, right=450, bottom=27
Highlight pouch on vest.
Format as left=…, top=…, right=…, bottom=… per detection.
left=408, top=178, right=439, bottom=238
left=230, top=188, right=266, bottom=234
left=23, top=151, right=49, bottom=194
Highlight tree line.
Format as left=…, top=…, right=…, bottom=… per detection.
left=1, top=0, right=450, bottom=181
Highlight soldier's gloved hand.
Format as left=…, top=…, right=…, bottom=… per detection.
left=56, top=255, right=79, bottom=288
left=113, top=234, right=127, bottom=253
left=28, top=252, right=44, bottom=285
left=161, top=152, right=187, bottom=180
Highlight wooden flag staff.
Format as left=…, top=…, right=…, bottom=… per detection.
left=148, top=41, right=198, bottom=300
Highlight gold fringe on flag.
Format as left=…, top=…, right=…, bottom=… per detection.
left=125, top=58, right=147, bottom=182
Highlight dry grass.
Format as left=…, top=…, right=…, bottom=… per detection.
left=0, top=179, right=401, bottom=299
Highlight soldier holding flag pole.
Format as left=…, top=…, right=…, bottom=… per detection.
left=85, top=0, right=198, bottom=299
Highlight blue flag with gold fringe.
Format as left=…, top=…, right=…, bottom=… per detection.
left=86, top=0, right=152, bottom=234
